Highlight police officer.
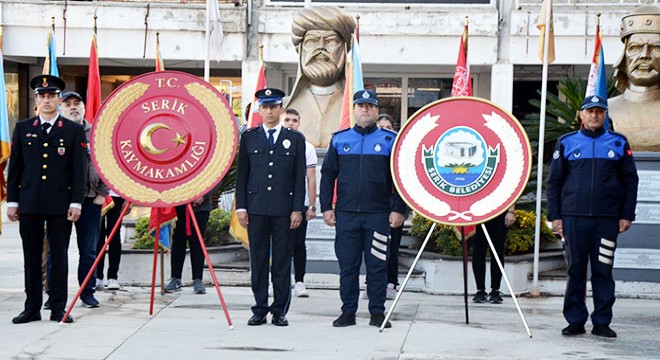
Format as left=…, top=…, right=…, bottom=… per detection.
left=235, top=88, right=306, bottom=327
left=547, top=95, right=639, bottom=338
left=7, top=75, right=87, bottom=324
left=320, top=89, right=406, bottom=328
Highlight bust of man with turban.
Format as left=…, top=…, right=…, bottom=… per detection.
left=285, top=6, right=356, bottom=148
left=609, top=4, right=660, bottom=151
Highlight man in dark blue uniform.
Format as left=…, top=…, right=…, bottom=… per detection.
left=7, top=75, right=87, bottom=324
left=547, top=95, right=639, bottom=338
left=235, top=88, right=306, bottom=327
left=320, top=89, right=406, bottom=328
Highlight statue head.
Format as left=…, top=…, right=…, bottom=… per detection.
left=292, top=6, right=355, bottom=87
left=613, top=5, right=660, bottom=92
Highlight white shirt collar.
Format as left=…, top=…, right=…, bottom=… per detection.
left=39, top=114, right=58, bottom=126
left=262, top=123, right=283, bottom=142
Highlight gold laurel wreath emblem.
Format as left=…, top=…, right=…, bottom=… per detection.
left=92, top=81, right=236, bottom=205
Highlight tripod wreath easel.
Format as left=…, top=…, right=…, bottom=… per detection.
left=60, top=71, right=239, bottom=327
left=383, top=97, right=534, bottom=337
left=61, top=203, right=234, bottom=328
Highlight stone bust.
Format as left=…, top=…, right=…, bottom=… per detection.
left=285, top=6, right=356, bottom=148
left=609, top=5, right=660, bottom=152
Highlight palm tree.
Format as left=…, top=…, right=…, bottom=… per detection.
left=518, top=75, right=620, bottom=205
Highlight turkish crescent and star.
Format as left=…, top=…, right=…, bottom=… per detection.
left=139, top=122, right=187, bottom=155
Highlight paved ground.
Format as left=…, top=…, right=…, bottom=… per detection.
left=2, top=220, right=660, bottom=360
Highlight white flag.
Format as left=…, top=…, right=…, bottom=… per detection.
left=208, top=0, right=224, bottom=62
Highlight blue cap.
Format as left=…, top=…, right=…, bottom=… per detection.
left=255, top=88, right=285, bottom=106
left=581, top=95, right=608, bottom=110
left=353, top=89, right=378, bottom=105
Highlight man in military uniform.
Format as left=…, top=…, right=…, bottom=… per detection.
left=7, top=75, right=87, bottom=324
left=235, top=88, right=306, bottom=327
left=320, top=90, right=406, bottom=329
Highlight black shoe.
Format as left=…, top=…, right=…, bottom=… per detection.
left=592, top=324, right=617, bottom=338
left=271, top=314, right=289, bottom=327
left=369, top=313, right=392, bottom=329
left=43, top=300, right=50, bottom=310
left=247, top=314, right=267, bottom=326
left=81, top=293, right=100, bottom=308
left=12, top=310, right=41, bottom=324
left=488, top=290, right=503, bottom=304
left=50, top=310, right=74, bottom=323
left=472, top=290, right=488, bottom=303
left=562, top=323, right=586, bottom=336
left=332, top=312, right=356, bottom=327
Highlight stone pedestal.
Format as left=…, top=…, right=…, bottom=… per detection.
left=304, top=147, right=346, bottom=274
left=614, top=152, right=660, bottom=283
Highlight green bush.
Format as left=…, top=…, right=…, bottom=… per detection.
left=409, top=209, right=558, bottom=256
left=205, top=208, right=235, bottom=246
left=132, top=208, right=236, bottom=250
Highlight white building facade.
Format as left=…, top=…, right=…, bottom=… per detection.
left=0, top=0, right=656, bottom=130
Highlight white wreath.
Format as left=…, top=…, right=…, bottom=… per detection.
left=469, top=111, right=526, bottom=216
left=396, top=111, right=526, bottom=222
left=397, top=113, right=451, bottom=217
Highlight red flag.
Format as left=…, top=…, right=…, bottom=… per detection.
left=85, top=33, right=101, bottom=123
left=338, top=26, right=363, bottom=131
left=246, top=62, right=266, bottom=128
left=451, top=19, right=476, bottom=240
left=451, top=20, right=472, bottom=97
left=148, top=207, right=177, bottom=250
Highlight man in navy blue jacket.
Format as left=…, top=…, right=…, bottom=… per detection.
left=235, top=88, right=306, bottom=327
left=320, top=89, right=406, bottom=329
left=547, top=95, right=638, bottom=338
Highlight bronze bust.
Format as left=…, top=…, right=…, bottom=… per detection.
left=609, top=5, right=660, bottom=152
left=286, top=6, right=356, bottom=148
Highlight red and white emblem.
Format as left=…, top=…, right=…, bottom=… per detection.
left=392, top=97, right=531, bottom=225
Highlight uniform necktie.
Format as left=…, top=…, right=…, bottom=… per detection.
left=268, top=129, right=276, bottom=148
left=41, top=122, right=51, bottom=137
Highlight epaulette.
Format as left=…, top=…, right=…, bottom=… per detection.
left=558, top=130, right=579, bottom=142
left=245, top=126, right=259, bottom=133
left=379, top=128, right=398, bottom=135
left=608, top=130, right=629, bottom=141
left=332, top=128, right=352, bottom=136
left=283, top=127, right=303, bottom=136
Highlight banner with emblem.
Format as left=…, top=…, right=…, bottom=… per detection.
left=392, top=97, right=532, bottom=226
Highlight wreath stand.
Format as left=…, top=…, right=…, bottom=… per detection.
left=60, top=203, right=234, bottom=329
left=380, top=223, right=531, bottom=337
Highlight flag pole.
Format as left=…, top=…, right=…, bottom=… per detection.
left=532, top=0, right=553, bottom=296
left=204, top=0, right=211, bottom=82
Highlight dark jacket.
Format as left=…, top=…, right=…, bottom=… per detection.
left=546, top=127, right=638, bottom=221
left=7, top=115, right=87, bottom=215
left=82, top=120, right=110, bottom=199
left=320, top=123, right=406, bottom=214
left=235, top=126, right=306, bottom=216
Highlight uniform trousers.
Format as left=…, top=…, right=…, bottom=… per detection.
left=20, top=214, right=72, bottom=312
left=335, top=211, right=390, bottom=315
left=563, top=216, right=618, bottom=326
left=248, top=214, right=294, bottom=317
left=386, top=225, right=403, bottom=286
